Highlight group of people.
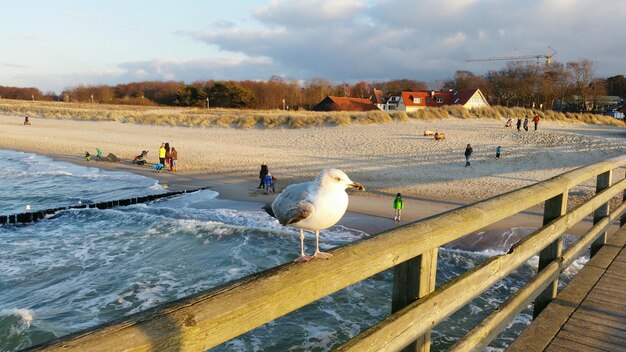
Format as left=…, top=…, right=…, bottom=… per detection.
left=505, top=114, right=541, bottom=131
left=84, top=147, right=104, bottom=161
left=158, top=143, right=178, bottom=172
left=258, top=164, right=276, bottom=194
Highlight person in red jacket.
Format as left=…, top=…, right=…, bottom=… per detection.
left=532, top=114, right=540, bottom=130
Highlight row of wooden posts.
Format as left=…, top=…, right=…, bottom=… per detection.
left=0, top=188, right=208, bottom=226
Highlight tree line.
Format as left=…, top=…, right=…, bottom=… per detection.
left=1, top=59, right=624, bottom=112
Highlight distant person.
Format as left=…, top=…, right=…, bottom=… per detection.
left=393, top=193, right=404, bottom=221
left=516, top=118, right=522, bottom=132
left=496, top=146, right=501, bottom=158
left=465, top=143, right=473, bottom=167
left=258, top=163, right=268, bottom=189
left=85, top=151, right=91, bottom=161
left=523, top=117, right=529, bottom=131
left=533, top=114, right=540, bottom=130
left=170, top=147, right=177, bottom=171
left=159, top=143, right=166, bottom=166
left=96, top=148, right=103, bottom=160
left=263, top=173, right=275, bottom=194
left=504, top=118, right=513, bottom=128
left=24, top=115, right=30, bottom=125
left=164, top=143, right=170, bottom=167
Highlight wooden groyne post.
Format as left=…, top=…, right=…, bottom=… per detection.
left=0, top=188, right=209, bottom=227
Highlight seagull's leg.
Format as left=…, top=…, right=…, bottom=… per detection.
left=313, top=230, right=333, bottom=259
left=294, top=229, right=313, bottom=263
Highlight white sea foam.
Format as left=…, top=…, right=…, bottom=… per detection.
left=0, top=309, right=33, bottom=328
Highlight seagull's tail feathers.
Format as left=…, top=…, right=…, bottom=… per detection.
left=262, top=203, right=276, bottom=218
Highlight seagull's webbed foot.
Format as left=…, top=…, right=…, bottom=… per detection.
left=313, top=251, right=333, bottom=259
left=293, top=255, right=314, bottom=263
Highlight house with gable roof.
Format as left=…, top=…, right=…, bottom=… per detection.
left=313, top=96, right=380, bottom=112
left=397, top=89, right=490, bottom=112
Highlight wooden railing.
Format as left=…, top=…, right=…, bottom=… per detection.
left=30, top=155, right=626, bottom=352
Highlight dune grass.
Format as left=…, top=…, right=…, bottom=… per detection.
left=0, top=99, right=623, bottom=129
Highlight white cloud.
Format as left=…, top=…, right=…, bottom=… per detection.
left=255, top=0, right=367, bottom=27
left=444, top=32, right=467, bottom=46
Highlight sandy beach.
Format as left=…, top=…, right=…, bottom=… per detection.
left=2, top=113, right=625, bottom=236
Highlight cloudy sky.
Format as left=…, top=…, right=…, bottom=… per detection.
left=1, top=0, right=624, bottom=93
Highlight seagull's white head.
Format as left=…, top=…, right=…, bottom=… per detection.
left=316, top=169, right=365, bottom=191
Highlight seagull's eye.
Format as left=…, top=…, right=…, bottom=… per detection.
left=335, top=177, right=341, bottom=181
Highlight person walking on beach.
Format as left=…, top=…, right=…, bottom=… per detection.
left=496, top=146, right=501, bottom=158
left=533, top=114, right=540, bottom=130
left=96, top=148, right=103, bottom=160
left=170, top=147, right=177, bottom=171
left=24, top=115, right=30, bottom=125
left=263, top=173, right=275, bottom=194
left=523, top=117, right=529, bottom=131
left=159, top=143, right=166, bottom=166
left=465, top=144, right=473, bottom=167
left=258, top=164, right=268, bottom=189
left=164, top=143, right=170, bottom=168
left=393, top=193, right=404, bottom=221
left=516, top=118, right=522, bottom=132
left=85, top=151, right=91, bottom=161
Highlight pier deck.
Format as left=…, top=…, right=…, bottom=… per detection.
left=508, top=226, right=626, bottom=352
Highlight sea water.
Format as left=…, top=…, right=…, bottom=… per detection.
left=0, top=150, right=587, bottom=351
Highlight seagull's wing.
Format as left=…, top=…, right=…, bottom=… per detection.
left=271, top=182, right=315, bottom=226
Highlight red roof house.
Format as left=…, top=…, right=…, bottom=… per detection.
left=313, top=96, right=380, bottom=112
left=396, top=89, right=490, bottom=112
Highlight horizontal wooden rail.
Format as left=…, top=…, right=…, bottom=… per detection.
left=30, top=155, right=626, bottom=351
left=448, top=200, right=626, bottom=352
left=336, top=178, right=626, bottom=352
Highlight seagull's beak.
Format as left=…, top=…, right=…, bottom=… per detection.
left=350, top=182, right=365, bottom=191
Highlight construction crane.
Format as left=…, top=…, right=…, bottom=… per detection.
left=467, top=46, right=557, bottom=67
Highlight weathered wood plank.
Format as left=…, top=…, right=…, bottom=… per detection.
left=557, top=328, right=626, bottom=351
left=391, top=248, right=438, bottom=352
left=565, top=317, right=626, bottom=340
left=534, top=193, right=567, bottom=318
left=574, top=309, right=626, bottom=331
left=583, top=297, right=626, bottom=316
left=508, top=226, right=626, bottom=352
left=592, top=170, right=613, bottom=257
left=547, top=336, right=604, bottom=352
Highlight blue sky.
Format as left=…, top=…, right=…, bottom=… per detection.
left=1, top=0, right=624, bottom=93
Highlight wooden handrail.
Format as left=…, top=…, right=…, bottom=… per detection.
left=448, top=201, right=626, bottom=352
left=336, top=178, right=626, bottom=352
left=30, top=155, right=626, bottom=352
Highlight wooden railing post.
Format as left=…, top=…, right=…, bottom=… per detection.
left=533, top=192, right=567, bottom=318
left=619, top=171, right=626, bottom=227
left=591, top=170, right=612, bottom=257
left=392, top=248, right=438, bottom=352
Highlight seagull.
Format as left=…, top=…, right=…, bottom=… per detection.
left=264, top=169, right=365, bottom=262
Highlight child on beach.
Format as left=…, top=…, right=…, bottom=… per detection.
left=263, top=173, right=275, bottom=194
left=170, top=147, right=177, bottom=171
left=85, top=151, right=91, bottom=161
left=496, top=146, right=501, bottom=158
left=24, top=115, right=30, bottom=125
left=393, top=193, right=404, bottom=221
left=96, top=148, right=103, bottom=160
